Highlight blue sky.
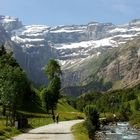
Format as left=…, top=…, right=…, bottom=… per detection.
left=0, top=0, right=140, bottom=26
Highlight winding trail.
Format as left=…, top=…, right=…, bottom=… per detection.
left=10, top=120, right=83, bottom=140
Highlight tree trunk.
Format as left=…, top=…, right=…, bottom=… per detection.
left=10, top=105, right=16, bottom=126
left=2, top=105, right=6, bottom=116
left=51, top=107, right=54, bottom=115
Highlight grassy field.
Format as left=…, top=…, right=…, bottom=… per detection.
left=18, top=98, right=84, bottom=128
left=57, top=98, right=77, bottom=112
left=72, top=122, right=89, bottom=140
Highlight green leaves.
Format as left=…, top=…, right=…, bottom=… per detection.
left=0, top=65, right=28, bottom=108
left=0, top=45, right=31, bottom=126
left=0, top=44, right=6, bottom=56
left=134, top=98, right=140, bottom=111
left=45, top=59, right=61, bottom=80
left=42, top=59, right=61, bottom=114
left=84, top=105, right=100, bottom=139
left=84, top=105, right=100, bottom=129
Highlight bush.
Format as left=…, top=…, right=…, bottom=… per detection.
left=84, top=105, right=100, bottom=139
left=84, top=120, right=95, bottom=140
left=129, top=112, right=140, bottom=129
left=84, top=105, right=100, bottom=130
left=105, top=113, right=114, bottom=122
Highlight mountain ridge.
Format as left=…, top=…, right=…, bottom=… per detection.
left=1, top=15, right=140, bottom=95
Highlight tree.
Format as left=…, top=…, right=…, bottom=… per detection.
left=0, top=44, right=6, bottom=56
left=84, top=105, right=100, bottom=130
left=43, top=59, right=61, bottom=114
left=84, top=105, right=100, bottom=139
left=134, top=98, right=140, bottom=111
left=118, top=103, right=131, bottom=121
left=0, top=65, right=30, bottom=125
left=41, top=88, right=52, bottom=113
left=45, top=59, right=61, bottom=81
left=0, top=45, right=31, bottom=126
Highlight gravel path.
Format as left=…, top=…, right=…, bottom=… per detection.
left=10, top=120, right=83, bottom=140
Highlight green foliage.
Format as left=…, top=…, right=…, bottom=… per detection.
left=130, top=112, right=140, bottom=128
left=0, top=46, right=19, bottom=68
left=48, top=76, right=61, bottom=106
left=84, top=105, right=99, bottom=139
left=76, top=85, right=140, bottom=131
left=41, top=86, right=60, bottom=113
left=0, top=66, right=29, bottom=107
left=72, top=122, right=90, bottom=140
left=42, top=59, right=61, bottom=114
left=65, top=96, right=77, bottom=109
left=76, top=92, right=101, bottom=111
left=84, top=105, right=100, bottom=130
left=0, top=45, right=31, bottom=126
left=0, top=44, right=6, bottom=56
left=0, top=124, right=21, bottom=140
left=76, top=87, right=138, bottom=115
left=57, top=98, right=77, bottom=112
left=45, top=59, right=61, bottom=80
left=28, top=117, right=52, bottom=128
left=84, top=120, right=95, bottom=140
left=0, top=96, right=82, bottom=139
left=134, top=98, right=140, bottom=111
left=118, top=103, right=131, bottom=121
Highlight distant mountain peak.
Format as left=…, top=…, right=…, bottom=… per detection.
left=0, top=15, right=17, bottom=23
left=0, top=15, right=22, bottom=31
left=129, top=19, right=140, bottom=26
left=130, top=19, right=140, bottom=23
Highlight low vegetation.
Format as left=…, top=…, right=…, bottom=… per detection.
left=72, top=122, right=89, bottom=140
left=129, top=112, right=140, bottom=129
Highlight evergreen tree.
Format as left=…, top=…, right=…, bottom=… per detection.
left=0, top=44, right=6, bottom=56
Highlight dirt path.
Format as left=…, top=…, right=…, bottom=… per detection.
left=10, top=120, right=83, bottom=140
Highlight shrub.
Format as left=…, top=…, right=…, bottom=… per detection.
left=84, top=105, right=100, bottom=139
left=84, top=105, right=100, bottom=130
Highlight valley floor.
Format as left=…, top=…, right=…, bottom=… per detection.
left=10, top=120, right=83, bottom=140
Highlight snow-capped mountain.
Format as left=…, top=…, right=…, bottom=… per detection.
left=10, top=18, right=140, bottom=70
left=1, top=15, right=140, bottom=88
left=0, top=15, right=22, bottom=31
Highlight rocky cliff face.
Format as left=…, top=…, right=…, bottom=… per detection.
left=61, top=36, right=140, bottom=95
left=102, top=37, right=140, bottom=89
left=1, top=15, right=140, bottom=92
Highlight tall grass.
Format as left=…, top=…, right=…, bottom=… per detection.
left=72, top=122, right=89, bottom=140
left=0, top=119, right=21, bottom=140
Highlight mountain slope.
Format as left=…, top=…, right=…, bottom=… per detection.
left=10, top=18, right=140, bottom=88
left=62, top=36, right=140, bottom=95
left=1, top=15, right=140, bottom=94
